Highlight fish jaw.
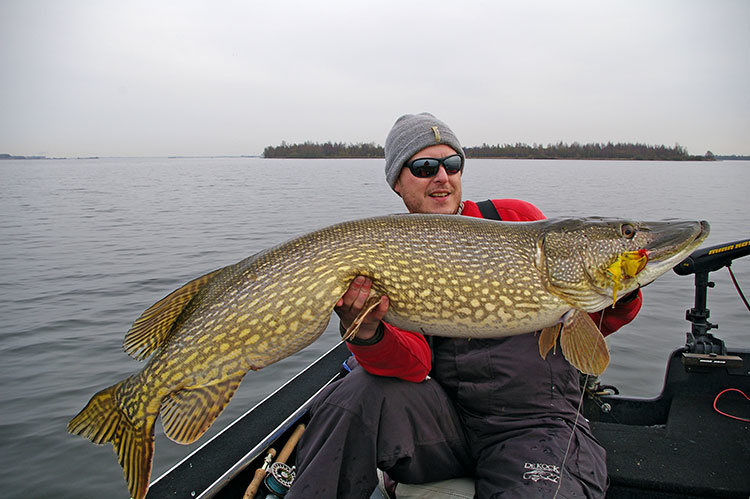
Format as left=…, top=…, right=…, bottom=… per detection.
left=538, top=218, right=710, bottom=312
left=632, top=220, right=710, bottom=287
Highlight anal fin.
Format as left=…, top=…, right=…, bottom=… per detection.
left=160, top=372, right=245, bottom=444
left=559, top=310, right=610, bottom=376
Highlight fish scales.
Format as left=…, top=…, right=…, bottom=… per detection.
left=68, top=214, right=709, bottom=499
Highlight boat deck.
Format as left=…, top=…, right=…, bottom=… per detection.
left=586, top=348, right=750, bottom=498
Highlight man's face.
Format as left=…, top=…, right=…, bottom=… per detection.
left=394, top=144, right=463, bottom=214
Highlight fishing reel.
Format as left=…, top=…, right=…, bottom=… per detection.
left=263, top=462, right=296, bottom=497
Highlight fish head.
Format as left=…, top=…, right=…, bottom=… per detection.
left=538, top=218, right=710, bottom=311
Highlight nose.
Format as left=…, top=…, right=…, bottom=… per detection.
left=432, top=164, right=450, bottom=182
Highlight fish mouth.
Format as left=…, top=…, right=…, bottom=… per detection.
left=635, top=220, right=710, bottom=286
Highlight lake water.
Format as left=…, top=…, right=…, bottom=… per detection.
left=1, top=157, right=748, bottom=498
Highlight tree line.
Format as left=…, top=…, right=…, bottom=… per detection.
left=464, top=142, right=714, bottom=160
left=262, top=141, right=715, bottom=161
left=263, top=141, right=384, bottom=158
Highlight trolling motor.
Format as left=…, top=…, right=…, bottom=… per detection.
left=673, top=237, right=750, bottom=369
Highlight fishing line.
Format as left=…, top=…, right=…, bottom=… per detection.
left=727, top=266, right=750, bottom=311
left=553, top=311, right=607, bottom=498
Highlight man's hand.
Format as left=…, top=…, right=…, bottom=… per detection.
left=335, top=276, right=389, bottom=341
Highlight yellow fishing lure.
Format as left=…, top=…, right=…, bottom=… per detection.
left=605, top=249, right=648, bottom=305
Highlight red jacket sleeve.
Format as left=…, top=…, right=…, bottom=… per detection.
left=589, top=289, right=643, bottom=337
left=347, top=323, right=431, bottom=382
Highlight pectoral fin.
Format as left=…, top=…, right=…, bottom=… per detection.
left=559, top=310, right=610, bottom=375
left=342, top=296, right=383, bottom=342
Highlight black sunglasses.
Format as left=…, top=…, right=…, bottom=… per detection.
left=404, top=154, right=464, bottom=178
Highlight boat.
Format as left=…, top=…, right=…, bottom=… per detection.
left=145, top=238, right=750, bottom=498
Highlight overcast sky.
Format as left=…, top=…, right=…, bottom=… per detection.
left=1, top=0, right=748, bottom=157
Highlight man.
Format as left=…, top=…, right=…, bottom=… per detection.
left=287, top=113, right=642, bottom=498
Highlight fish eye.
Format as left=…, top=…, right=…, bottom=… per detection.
left=621, top=224, right=636, bottom=239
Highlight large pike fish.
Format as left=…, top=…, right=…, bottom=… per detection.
left=68, top=214, right=708, bottom=499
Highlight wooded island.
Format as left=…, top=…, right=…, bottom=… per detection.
left=262, top=141, right=716, bottom=161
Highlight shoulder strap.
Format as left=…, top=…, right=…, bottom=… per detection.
left=476, top=199, right=502, bottom=220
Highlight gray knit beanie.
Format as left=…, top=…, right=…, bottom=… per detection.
left=384, top=113, right=465, bottom=190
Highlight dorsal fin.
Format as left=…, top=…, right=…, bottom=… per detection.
left=123, top=269, right=222, bottom=360
left=159, top=372, right=244, bottom=444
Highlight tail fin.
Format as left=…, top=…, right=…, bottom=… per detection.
left=68, top=382, right=154, bottom=499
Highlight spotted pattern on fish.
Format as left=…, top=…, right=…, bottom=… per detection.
left=68, top=214, right=709, bottom=499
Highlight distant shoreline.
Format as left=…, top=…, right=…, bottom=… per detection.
left=0, top=154, right=99, bottom=160
left=3, top=153, right=748, bottom=161
left=261, top=141, right=745, bottom=161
